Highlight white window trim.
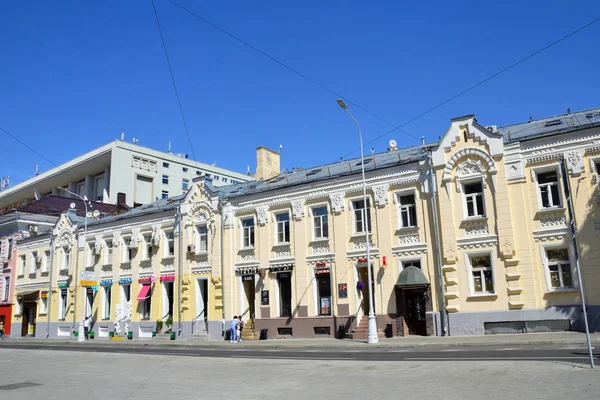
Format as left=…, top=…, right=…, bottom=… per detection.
left=86, top=242, right=95, bottom=267
left=240, top=216, right=256, bottom=249
left=18, top=255, right=26, bottom=275
left=39, top=296, right=48, bottom=315
left=540, top=243, right=578, bottom=292
left=532, top=165, right=564, bottom=211
left=142, top=233, right=153, bottom=261
left=29, top=252, right=37, bottom=274
left=311, top=266, right=332, bottom=317
left=59, top=289, right=68, bottom=320
left=61, top=247, right=71, bottom=271
left=195, top=224, right=209, bottom=254
left=273, top=210, right=292, bottom=245
left=104, top=239, right=113, bottom=265
left=41, top=251, right=51, bottom=273
left=121, top=235, right=132, bottom=263
left=461, top=178, right=486, bottom=219
left=464, top=251, right=496, bottom=296
left=397, top=256, right=425, bottom=276
left=309, top=203, right=330, bottom=240
left=349, top=195, right=373, bottom=235
left=102, top=286, right=112, bottom=319
left=164, top=230, right=175, bottom=258
left=2, top=276, right=10, bottom=302
left=394, top=189, right=419, bottom=229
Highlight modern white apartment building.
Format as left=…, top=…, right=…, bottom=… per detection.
left=0, top=140, right=254, bottom=210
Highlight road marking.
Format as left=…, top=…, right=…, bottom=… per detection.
left=230, top=355, right=354, bottom=361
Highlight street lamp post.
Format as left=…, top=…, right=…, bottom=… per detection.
left=59, top=188, right=90, bottom=342
left=337, top=99, right=379, bottom=344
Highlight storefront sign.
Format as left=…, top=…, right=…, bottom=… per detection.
left=261, top=290, right=269, bottom=305
left=338, top=283, right=348, bottom=299
left=314, top=268, right=330, bottom=276
left=242, top=274, right=254, bottom=282
left=41, top=292, right=48, bottom=299
left=80, top=270, right=97, bottom=286
left=277, top=272, right=291, bottom=280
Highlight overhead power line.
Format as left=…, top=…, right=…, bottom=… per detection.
left=340, top=15, right=600, bottom=159
left=152, top=0, right=197, bottom=161
left=166, top=0, right=421, bottom=142
left=0, top=127, right=58, bottom=168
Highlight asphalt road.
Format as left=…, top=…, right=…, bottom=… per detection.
left=1, top=342, right=598, bottom=366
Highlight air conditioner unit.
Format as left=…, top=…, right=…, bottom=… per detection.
left=187, top=244, right=196, bottom=254
left=152, top=236, right=160, bottom=246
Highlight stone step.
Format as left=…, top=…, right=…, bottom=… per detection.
left=154, top=334, right=173, bottom=341
left=345, top=331, right=386, bottom=340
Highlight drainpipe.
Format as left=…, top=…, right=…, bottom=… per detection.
left=428, top=151, right=447, bottom=336
left=46, top=235, right=56, bottom=338
left=72, top=230, right=80, bottom=337
left=220, top=201, right=227, bottom=327
left=177, top=204, right=183, bottom=337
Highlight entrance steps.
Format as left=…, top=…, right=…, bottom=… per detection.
left=240, top=320, right=257, bottom=341
left=188, top=329, right=209, bottom=341
left=346, top=316, right=386, bottom=340
left=154, top=333, right=173, bottom=341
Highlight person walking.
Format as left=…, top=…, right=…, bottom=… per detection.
left=83, top=315, right=91, bottom=340
left=229, top=316, right=239, bottom=343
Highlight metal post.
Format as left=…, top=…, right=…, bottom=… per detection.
left=45, top=235, right=56, bottom=338
left=177, top=205, right=183, bottom=337
left=559, top=156, right=594, bottom=368
left=428, top=152, right=447, bottom=336
left=337, top=99, right=378, bottom=344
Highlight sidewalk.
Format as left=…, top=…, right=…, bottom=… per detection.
left=1, top=331, right=599, bottom=350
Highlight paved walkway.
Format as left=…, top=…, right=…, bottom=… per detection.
left=2, top=331, right=599, bottom=349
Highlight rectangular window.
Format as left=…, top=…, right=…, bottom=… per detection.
left=469, top=254, right=494, bottom=294
left=317, top=273, right=331, bottom=316
left=166, top=231, right=175, bottom=257
left=162, top=175, right=169, bottom=184
left=402, top=260, right=422, bottom=270
left=62, top=248, right=71, bottom=270
left=196, top=170, right=202, bottom=176
left=42, top=251, right=50, bottom=273
left=104, top=240, right=113, bottom=264
left=353, top=199, right=372, bottom=233
left=464, top=182, right=485, bottom=217
left=122, top=238, right=133, bottom=263
left=214, top=175, right=219, bottom=181
left=144, top=235, right=153, bottom=260
left=103, top=286, right=112, bottom=319
left=162, top=190, right=169, bottom=199
left=222, top=178, right=228, bottom=183
left=2, top=277, right=9, bottom=301
left=121, top=284, right=131, bottom=309
left=242, top=218, right=255, bottom=248
left=59, top=289, right=68, bottom=320
left=163, top=162, right=169, bottom=168
left=278, top=273, right=292, bottom=317
left=182, top=167, right=188, bottom=173
left=141, top=285, right=151, bottom=319
left=40, top=296, right=48, bottom=314
left=30, top=251, right=37, bottom=274
left=276, top=212, right=291, bottom=244
left=197, top=225, right=208, bottom=252
left=94, top=175, right=104, bottom=201
left=163, top=281, right=174, bottom=319
left=546, top=248, right=573, bottom=289
left=399, top=194, right=417, bottom=228
left=182, top=178, right=189, bottom=190
left=312, top=206, right=329, bottom=239
left=18, top=255, right=25, bottom=275
left=538, top=171, right=561, bottom=208
left=133, top=157, right=141, bottom=168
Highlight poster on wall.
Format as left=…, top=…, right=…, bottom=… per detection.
left=261, top=290, right=269, bottom=305
left=320, top=297, right=331, bottom=315
left=338, top=283, right=348, bottom=299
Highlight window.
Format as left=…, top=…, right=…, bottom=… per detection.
left=537, top=171, right=561, bottom=208
left=166, top=231, right=175, bottom=257
left=86, top=243, right=95, bottom=267
left=402, top=260, right=422, bottom=270
left=197, top=226, right=208, bottom=252
left=162, top=175, right=169, bottom=184
left=468, top=254, right=494, bottom=294
left=242, top=218, right=255, bottom=248
left=40, top=296, right=48, bottom=314
left=163, top=162, right=169, bottom=168
left=141, top=285, right=151, bottom=319
left=77, top=181, right=85, bottom=197
left=399, top=194, right=417, bottom=228
left=59, top=289, right=68, bottom=320
left=464, top=182, right=485, bottom=218
left=29, top=251, right=37, bottom=274
left=316, top=272, right=331, bottom=316
left=276, top=212, right=291, bottom=244
left=18, top=255, right=25, bottom=275
left=104, top=240, right=113, bottom=264
left=182, top=178, right=189, bottom=190
left=121, top=284, right=131, bottom=310
left=353, top=199, right=372, bottom=233
left=312, top=206, right=329, bottom=239
left=133, top=157, right=141, bottom=168
left=595, top=161, right=600, bottom=175
left=122, top=238, right=133, bottom=263
left=62, top=248, right=71, bottom=270
left=42, top=251, right=50, bottom=273
left=278, top=273, right=292, bottom=317
left=162, top=281, right=174, bottom=319
left=2, top=277, right=9, bottom=301
left=545, top=248, right=574, bottom=289
left=94, top=175, right=104, bottom=201
left=103, top=286, right=112, bottom=319
left=196, top=170, right=202, bottom=176
left=162, top=190, right=169, bottom=199
left=213, top=175, right=219, bottom=181
left=143, top=235, right=153, bottom=260
left=222, top=178, right=228, bottom=183
left=182, top=167, right=188, bottom=172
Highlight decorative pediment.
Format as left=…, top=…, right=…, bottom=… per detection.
left=441, top=148, right=497, bottom=195
left=329, top=192, right=345, bottom=214
left=291, top=199, right=305, bottom=221
left=257, top=206, right=268, bottom=225
left=373, top=184, right=389, bottom=207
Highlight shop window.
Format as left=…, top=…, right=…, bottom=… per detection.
left=103, top=286, right=112, bottom=319
left=278, top=273, right=292, bottom=317
left=317, top=273, right=331, bottom=316
left=59, top=289, right=68, bottom=320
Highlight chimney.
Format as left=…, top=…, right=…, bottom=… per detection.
left=255, top=146, right=280, bottom=181
left=117, top=192, right=127, bottom=210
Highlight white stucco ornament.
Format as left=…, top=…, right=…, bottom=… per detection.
left=329, top=192, right=345, bottom=214
left=291, top=199, right=305, bottom=220
left=373, top=184, right=389, bottom=207
left=257, top=206, right=268, bottom=225
left=566, top=149, right=584, bottom=174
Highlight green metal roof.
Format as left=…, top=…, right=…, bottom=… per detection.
left=396, top=266, right=430, bottom=288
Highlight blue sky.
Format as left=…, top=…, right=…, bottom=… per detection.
left=1, top=0, right=599, bottom=186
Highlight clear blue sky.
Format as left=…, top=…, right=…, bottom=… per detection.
left=1, top=1, right=599, bottom=186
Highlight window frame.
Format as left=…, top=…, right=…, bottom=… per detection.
left=59, top=288, right=68, bottom=320
left=395, top=190, right=418, bottom=229
left=351, top=197, right=372, bottom=234
left=182, top=178, right=189, bottom=190
left=465, top=251, right=496, bottom=296
left=142, top=234, right=153, bottom=261
left=42, top=251, right=51, bottom=273
left=311, top=205, right=329, bottom=240
left=195, top=225, right=209, bottom=253
left=29, top=251, right=37, bottom=274
left=241, top=217, right=256, bottom=249
left=162, top=175, right=169, bottom=185
left=39, top=295, right=48, bottom=314
left=104, top=239, right=113, bottom=265
left=462, top=180, right=486, bottom=219
left=122, top=236, right=133, bottom=263
left=140, top=285, right=152, bottom=320
left=274, top=211, right=291, bottom=244
left=164, top=230, right=175, bottom=258
left=161, top=190, right=169, bottom=199
left=534, top=166, right=563, bottom=210
left=62, top=247, right=71, bottom=271
left=2, top=276, right=9, bottom=302
left=541, top=243, right=577, bottom=292
left=102, top=285, right=112, bottom=319
left=18, top=254, right=26, bottom=275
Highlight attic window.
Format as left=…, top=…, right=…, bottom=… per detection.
left=355, top=159, right=373, bottom=167
left=306, top=169, right=322, bottom=176
left=544, top=119, right=562, bottom=127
